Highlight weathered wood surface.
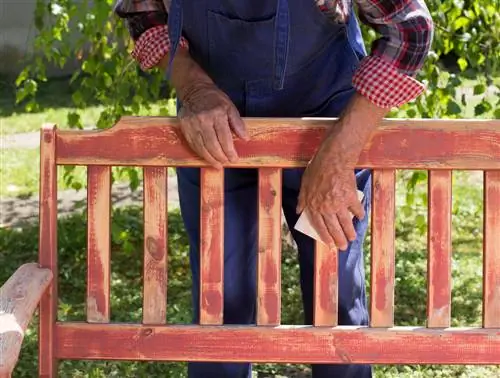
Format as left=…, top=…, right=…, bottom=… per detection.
left=55, top=117, right=500, bottom=169
left=143, top=167, right=168, bottom=325
left=87, top=166, right=111, bottom=323
left=313, top=242, right=338, bottom=327
left=34, top=119, right=500, bottom=370
left=199, top=168, right=224, bottom=325
left=483, top=170, right=500, bottom=328
left=39, top=124, right=58, bottom=377
left=0, top=263, right=53, bottom=377
left=370, top=169, right=396, bottom=327
left=56, top=322, right=500, bottom=364
left=427, top=170, right=452, bottom=328
left=257, top=168, right=282, bottom=326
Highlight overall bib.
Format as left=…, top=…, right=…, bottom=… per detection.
left=168, top=0, right=372, bottom=376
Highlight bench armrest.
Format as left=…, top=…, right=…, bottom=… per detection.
left=0, top=263, right=53, bottom=377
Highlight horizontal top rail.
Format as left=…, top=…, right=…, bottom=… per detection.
left=52, top=117, right=500, bottom=169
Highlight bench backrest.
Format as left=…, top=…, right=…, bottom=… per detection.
left=38, top=117, right=500, bottom=377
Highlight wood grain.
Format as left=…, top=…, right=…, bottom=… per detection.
left=55, top=322, right=500, bottom=364
left=313, top=242, right=338, bottom=326
left=55, top=117, right=500, bottom=169
left=370, top=169, right=396, bottom=327
left=483, top=170, right=500, bottom=328
left=87, top=166, right=111, bottom=323
left=200, top=168, right=224, bottom=325
left=143, top=167, right=168, bottom=325
left=427, top=170, right=452, bottom=328
left=257, top=168, right=282, bottom=326
left=38, top=124, right=58, bottom=377
left=0, top=264, right=52, bottom=377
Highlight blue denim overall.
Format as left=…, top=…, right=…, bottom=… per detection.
left=167, top=0, right=372, bottom=376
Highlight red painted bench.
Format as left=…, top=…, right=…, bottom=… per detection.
left=1, top=117, right=499, bottom=377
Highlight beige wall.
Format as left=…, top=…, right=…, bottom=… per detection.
left=0, top=0, right=80, bottom=77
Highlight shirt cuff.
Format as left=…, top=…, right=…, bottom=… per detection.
left=132, top=25, right=189, bottom=71
left=352, top=56, right=425, bottom=109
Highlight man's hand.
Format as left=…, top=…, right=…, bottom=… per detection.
left=179, top=82, right=248, bottom=168
left=297, top=93, right=388, bottom=250
left=297, top=136, right=364, bottom=250
left=159, top=47, right=248, bottom=168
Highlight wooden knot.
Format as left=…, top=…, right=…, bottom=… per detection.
left=142, top=328, right=153, bottom=337
left=146, top=236, right=164, bottom=261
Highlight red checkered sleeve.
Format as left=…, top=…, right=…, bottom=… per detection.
left=352, top=55, right=425, bottom=108
left=131, top=25, right=189, bottom=71
left=354, top=0, right=434, bottom=108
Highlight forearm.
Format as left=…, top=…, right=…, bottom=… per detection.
left=156, top=49, right=214, bottom=102
left=323, top=93, right=388, bottom=168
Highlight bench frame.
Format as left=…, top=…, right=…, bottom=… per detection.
left=2, top=117, right=499, bottom=377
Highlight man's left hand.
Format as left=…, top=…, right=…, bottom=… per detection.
left=297, top=133, right=365, bottom=251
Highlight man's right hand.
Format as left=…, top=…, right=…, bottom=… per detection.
left=161, top=47, right=248, bottom=168
left=178, top=82, right=248, bottom=169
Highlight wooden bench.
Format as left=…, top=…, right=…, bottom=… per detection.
left=1, top=117, right=499, bottom=377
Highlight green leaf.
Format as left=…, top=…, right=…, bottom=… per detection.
left=473, top=84, right=486, bottom=95
left=447, top=100, right=462, bottom=115
left=457, top=58, right=468, bottom=71
left=406, top=108, right=417, bottom=118
left=67, top=112, right=82, bottom=129
left=453, top=16, right=470, bottom=30
left=474, top=101, right=493, bottom=116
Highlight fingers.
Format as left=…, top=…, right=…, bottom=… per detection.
left=336, top=208, right=357, bottom=243
left=349, top=198, right=366, bottom=220
left=309, top=211, right=335, bottom=247
left=214, top=117, right=238, bottom=162
left=228, top=107, right=248, bottom=140
left=191, top=132, right=222, bottom=169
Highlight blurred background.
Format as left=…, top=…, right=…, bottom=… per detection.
left=0, top=0, right=499, bottom=377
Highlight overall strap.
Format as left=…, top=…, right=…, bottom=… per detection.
left=273, top=0, right=290, bottom=90
left=165, top=0, right=183, bottom=79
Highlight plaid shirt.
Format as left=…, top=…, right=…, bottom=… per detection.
left=115, top=0, right=433, bottom=108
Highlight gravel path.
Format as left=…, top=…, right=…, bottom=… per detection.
left=0, top=177, right=180, bottom=227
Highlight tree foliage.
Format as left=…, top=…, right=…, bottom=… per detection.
left=15, top=0, right=500, bottom=193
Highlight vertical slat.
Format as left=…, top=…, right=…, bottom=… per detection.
left=200, top=168, right=224, bottom=325
left=257, top=168, right=282, bottom=326
left=427, top=170, right=452, bottom=328
left=86, top=166, right=111, bottom=323
left=38, top=124, right=58, bottom=377
left=483, top=170, right=500, bottom=328
left=370, top=169, right=396, bottom=327
left=313, top=242, right=338, bottom=326
left=143, top=167, right=168, bottom=324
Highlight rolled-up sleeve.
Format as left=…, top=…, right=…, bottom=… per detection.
left=353, top=0, right=434, bottom=108
left=114, top=0, right=188, bottom=70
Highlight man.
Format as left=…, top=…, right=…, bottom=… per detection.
left=115, top=0, right=433, bottom=377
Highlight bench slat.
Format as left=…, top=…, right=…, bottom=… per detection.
left=55, top=322, right=500, bottom=364
left=370, top=169, right=396, bottom=327
left=87, top=166, right=111, bottom=323
left=200, top=168, right=224, bottom=325
left=257, top=168, right=282, bottom=326
left=483, top=170, right=500, bottom=328
left=313, top=242, right=338, bottom=326
left=143, top=167, right=168, bottom=324
left=39, top=124, right=58, bottom=377
left=55, top=118, right=500, bottom=169
left=427, top=170, right=452, bottom=327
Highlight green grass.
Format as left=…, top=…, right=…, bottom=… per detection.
left=1, top=169, right=498, bottom=377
